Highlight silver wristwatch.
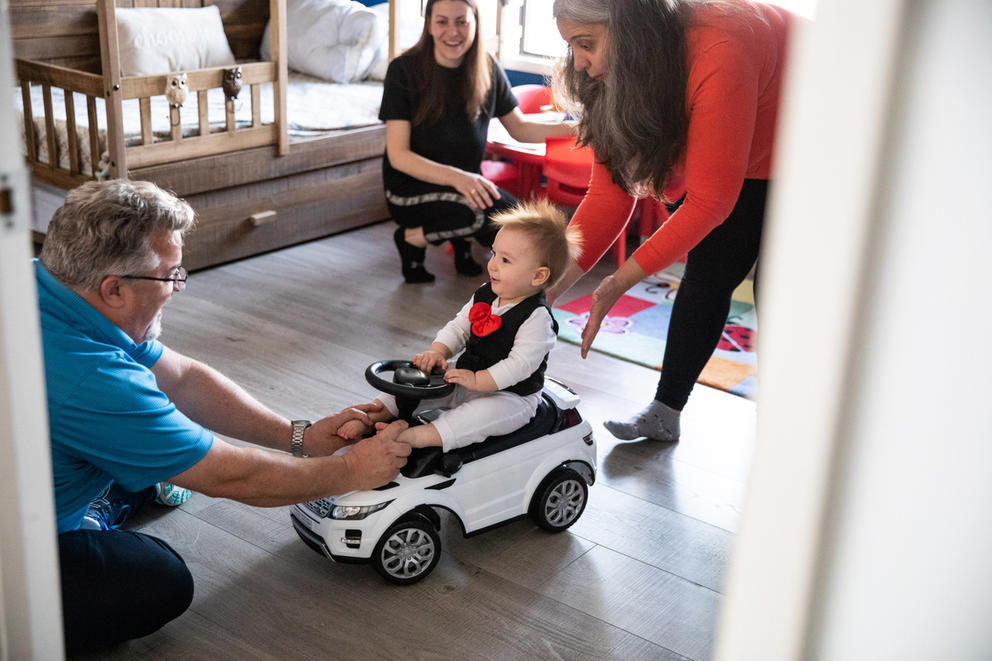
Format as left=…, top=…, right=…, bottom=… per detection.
left=291, top=419, right=312, bottom=457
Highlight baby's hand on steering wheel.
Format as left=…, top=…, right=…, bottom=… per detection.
left=443, top=368, right=479, bottom=390
left=452, top=170, right=500, bottom=210
left=412, top=350, right=447, bottom=373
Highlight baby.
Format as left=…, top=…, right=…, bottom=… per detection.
left=340, top=199, right=581, bottom=451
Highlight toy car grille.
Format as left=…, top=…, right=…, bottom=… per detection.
left=303, top=498, right=333, bottom=518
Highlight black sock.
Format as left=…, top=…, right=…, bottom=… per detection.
left=451, top=237, right=482, bottom=276
left=394, top=228, right=435, bottom=283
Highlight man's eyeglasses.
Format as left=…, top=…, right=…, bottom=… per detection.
left=121, top=266, right=188, bottom=292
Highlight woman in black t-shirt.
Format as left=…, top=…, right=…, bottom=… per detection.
left=379, top=0, right=572, bottom=283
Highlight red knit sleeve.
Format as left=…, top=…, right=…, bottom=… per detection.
left=569, top=161, right=637, bottom=272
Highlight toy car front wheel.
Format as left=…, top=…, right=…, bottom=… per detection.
left=531, top=468, right=588, bottom=532
left=372, top=515, right=441, bottom=585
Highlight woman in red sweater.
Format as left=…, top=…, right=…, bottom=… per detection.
left=551, top=0, right=795, bottom=441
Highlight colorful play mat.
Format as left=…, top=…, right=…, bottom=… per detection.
left=552, top=266, right=757, bottom=399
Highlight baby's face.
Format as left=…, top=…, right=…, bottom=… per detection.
left=487, top=228, right=547, bottom=304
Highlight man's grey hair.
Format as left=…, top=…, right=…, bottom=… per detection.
left=40, top=179, right=196, bottom=291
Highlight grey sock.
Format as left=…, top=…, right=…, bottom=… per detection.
left=604, top=400, right=681, bottom=442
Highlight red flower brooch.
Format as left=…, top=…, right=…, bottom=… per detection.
left=468, top=302, right=502, bottom=337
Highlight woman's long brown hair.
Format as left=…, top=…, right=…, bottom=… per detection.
left=553, top=0, right=693, bottom=198
left=406, top=0, right=492, bottom=126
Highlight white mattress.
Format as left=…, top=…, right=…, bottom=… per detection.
left=15, top=72, right=384, bottom=176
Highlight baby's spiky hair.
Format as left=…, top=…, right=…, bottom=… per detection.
left=490, top=198, right=582, bottom=288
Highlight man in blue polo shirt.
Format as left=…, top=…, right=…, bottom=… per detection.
left=37, top=180, right=411, bottom=653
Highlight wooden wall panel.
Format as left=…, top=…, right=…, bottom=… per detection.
left=9, top=4, right=97, bottom=39
left=216, top=0, right=269, bottom=59
left=10, top=0, right=270, bottom=64
left=10, top=2, right=99, bottom=61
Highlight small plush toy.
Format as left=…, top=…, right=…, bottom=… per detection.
left=165, top=72, right=188, bottom=108
left=222, top=66, right=243, bottom=101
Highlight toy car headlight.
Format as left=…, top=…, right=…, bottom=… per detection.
left=330, top=500, right=393, bottom=520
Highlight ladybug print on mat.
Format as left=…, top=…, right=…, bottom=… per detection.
left=718, top=324, right=755, bottom=352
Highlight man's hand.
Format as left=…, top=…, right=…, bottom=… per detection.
left=341, top=420, right=411, bottom=490
left=304, top=402, right=384, bottom=456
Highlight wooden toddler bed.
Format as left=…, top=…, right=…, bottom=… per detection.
left=12, top=0, right=389, bottom=271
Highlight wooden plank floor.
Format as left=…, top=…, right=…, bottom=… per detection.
left=74, top=220, right=756, bottom=661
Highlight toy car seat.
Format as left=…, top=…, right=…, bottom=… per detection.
left=401, top=394, right=570, bottom=479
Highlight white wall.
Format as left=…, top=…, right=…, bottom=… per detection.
left=807, top=1, right=992, bottom=657
left=716, top=1, right=992, bottom=659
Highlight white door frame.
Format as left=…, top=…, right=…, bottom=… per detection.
left=716, top=0, right=992, bottom=659
left=715, top=0, right=910, bottom=655
left=0, top=1, right=64, bottom=657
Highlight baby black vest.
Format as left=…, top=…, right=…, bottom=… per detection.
left=455, top=283, right=558, bottom=396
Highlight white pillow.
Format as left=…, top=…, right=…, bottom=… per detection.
left=260, top=0, right=387, bottom=83
left=116, top=6, right=236, bottom=77
left=367, top=2, right=390, bottom=81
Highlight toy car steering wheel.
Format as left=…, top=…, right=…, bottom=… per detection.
left=365, top=360, right=455, bottom=422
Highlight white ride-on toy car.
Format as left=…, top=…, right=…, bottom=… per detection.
left=290, top=360, right=597, bottom=584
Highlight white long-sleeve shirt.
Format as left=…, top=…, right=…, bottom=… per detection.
left=434, top=296, right=556, bottom=390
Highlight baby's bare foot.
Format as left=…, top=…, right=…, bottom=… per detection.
left=338, top=419, right=371, bottom=440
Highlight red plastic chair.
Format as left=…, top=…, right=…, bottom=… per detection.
left=511, top=84, right=553, bottom=113
left=479, top=160, right=522, bottom=196
left=542, top=136, right=593, bottom=205
left=481, top=85, right=554, bottom=198
left=634, top=175, right=687, bottom=262
left=541, top=136, right=629, bottom=266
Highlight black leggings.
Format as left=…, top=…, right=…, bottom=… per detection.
left=386, top=187, right=519, bottom=247
left=655, top=179, right=767, bottom=410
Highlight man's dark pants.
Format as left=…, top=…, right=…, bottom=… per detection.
left=57, top=487, right=193, bottom=653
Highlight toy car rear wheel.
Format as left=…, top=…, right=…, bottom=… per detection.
left=530, top=468, right=588, bottom=532
left=372, top=515, right=441, bottom=585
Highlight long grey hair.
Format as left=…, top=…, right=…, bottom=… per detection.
left=41, top=179, right=195, bottom=291
left=552, top=0, right=691, bottom=198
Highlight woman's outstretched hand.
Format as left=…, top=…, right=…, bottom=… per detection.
left=579, top=257, right=647, bottom=358
left=452, top=170, right=500, bottom=209
left=580, top=274, right=625, bottom=358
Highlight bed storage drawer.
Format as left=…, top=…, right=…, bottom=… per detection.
left=177, top=157, right=387, bottom=271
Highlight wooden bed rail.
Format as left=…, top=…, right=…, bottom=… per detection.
left=95, top=0, right=288, bottom=177
left=15, top=58, right=285, bottom=181
left=119, top=61, right=281, bottom=170
left=16, top=60, right=106, bottom=189
left=14, top=0, right=289, bottom=186
left=11, top=0, right=388, bottom=272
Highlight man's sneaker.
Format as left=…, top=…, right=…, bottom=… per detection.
left=79, top=497, right=131, bottom=530
left=155, top=482, right=192, bottom=507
